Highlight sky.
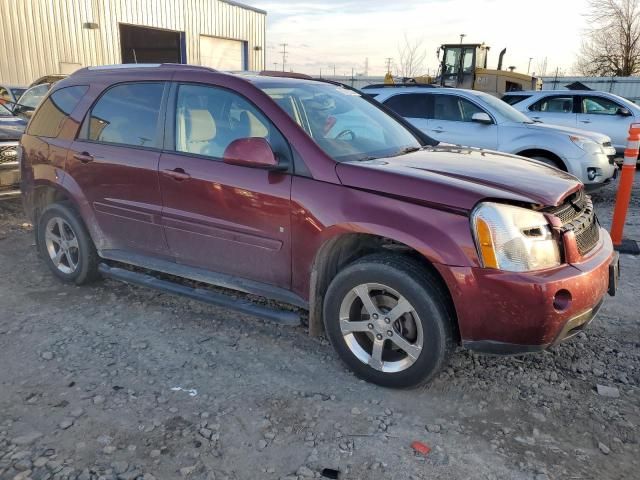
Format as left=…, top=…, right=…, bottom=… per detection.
left=250, top=0, right=592, bottom=77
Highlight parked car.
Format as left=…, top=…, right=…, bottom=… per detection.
left=12, top=83, right=53, bottom=119
left=0, top=84, right=27, bottom=106
left=0, top=103, right=27, bottom=199
left=503, top=90, right=640, bottom=158
left=21, top=65, right=618, bottom=388
left=365, top=86, right=617, bottom=190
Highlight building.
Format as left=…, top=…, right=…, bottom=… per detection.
left=0, top=0, right=266, bottom=86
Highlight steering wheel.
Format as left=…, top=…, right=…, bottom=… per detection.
left=335, top=129, right=356, bottom=141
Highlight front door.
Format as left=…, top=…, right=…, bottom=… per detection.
left=427, top=93, right=498, bottom=150
left=67, top=82, right=169, bottom=256
left=158, top=83, right=293, bottom=289
left=577, top=95, right=633, bottom=152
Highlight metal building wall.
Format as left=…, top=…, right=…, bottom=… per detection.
left=0, top=0, right=266, bottom=85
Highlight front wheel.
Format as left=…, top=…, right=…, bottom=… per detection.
left=323, top=254, right=455, bottom=388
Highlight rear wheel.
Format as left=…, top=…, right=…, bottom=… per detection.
left=323, top=253, right=455, bottom=388
left=37, top=202, right=100, bottom=285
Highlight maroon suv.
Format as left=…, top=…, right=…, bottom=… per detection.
left=20, top=64, right=618, bottom=388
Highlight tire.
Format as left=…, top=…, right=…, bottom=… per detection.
left=323, top=253, right=455, bottom=388
left=36, top=202, right=100, bottom=285
left=530, top=155, right=563, bottom=170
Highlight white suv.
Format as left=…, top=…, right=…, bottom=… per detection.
left=503, top=90, right=640, bottom=158
left=365, top=86, right=617, bottom=189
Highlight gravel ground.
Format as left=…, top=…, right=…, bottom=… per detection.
left=0, top=174, right=638, bottom=480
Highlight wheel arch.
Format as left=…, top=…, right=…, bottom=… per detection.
left=307, top=231, right=460, bottom=343
left=515, top=149, right=567, bottom=171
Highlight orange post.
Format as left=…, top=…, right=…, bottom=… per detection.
left=610, top=123, right=640, bottom=246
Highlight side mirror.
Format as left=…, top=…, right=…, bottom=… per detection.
left=471, top=112, right=493, bottom=124
left=617, top=107, right=632, bottom=117
left=223, top=137, right=280, bottom=170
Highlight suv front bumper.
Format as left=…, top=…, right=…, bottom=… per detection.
left=0, top=141, right=20, bottom=200
left=436, top=228, right=617, bottom=355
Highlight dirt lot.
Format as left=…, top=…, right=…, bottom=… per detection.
left=0, top=175, right=638, bottom=480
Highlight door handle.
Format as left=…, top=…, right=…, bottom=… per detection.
left=431, top=127, right=444, bottom=133
left=73, top=152, right=94, bottom=163
left=580, top=120, right=592, bottom=124
left=163, top=168, right=191, bottom=181
left=531, top=116, right=541, bottom=120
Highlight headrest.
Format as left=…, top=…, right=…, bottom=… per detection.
left=188, top=109, right=216, bottom=142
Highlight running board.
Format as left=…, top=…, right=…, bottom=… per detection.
left=98, top=263, right=301, bottom=326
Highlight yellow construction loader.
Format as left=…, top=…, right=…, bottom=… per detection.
left=435, top=43, right=542, bottom=95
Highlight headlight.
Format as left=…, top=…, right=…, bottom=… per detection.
left=471, top=202, right=561, bottom=272
left=569, top=135, right=603, bottom=154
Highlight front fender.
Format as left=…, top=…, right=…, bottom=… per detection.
left=290, top=176, right=478, bottom=300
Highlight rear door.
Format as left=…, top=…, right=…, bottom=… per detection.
left=381, top=93, right=431, bottom=132
left=427, top=93, right=498, bottom=149
left=158, top=82, right=293, bottom=289
left=67, top=82, right=170, bottom=256
left=527, top=94, right=578, bottom=127
left=577, top=94, right=632, bottom=151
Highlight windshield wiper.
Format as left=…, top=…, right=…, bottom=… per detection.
left=395, top=146, right=421, bottom=156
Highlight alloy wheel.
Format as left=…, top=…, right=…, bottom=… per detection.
left=338, top=283, right=423, bottom=373
left=44, top=217, right=80, bottom=275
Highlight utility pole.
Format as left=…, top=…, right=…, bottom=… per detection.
left=364, top=57, right=369, bottom=76
left=459, top=33, right=466, bottom=44
left=279, top=43, right=288, bottom=72
left=332, top=64, right=336, bottom=76
left=385, top=57, right=393, bottom=74
left=273, top=62, right=279, bottom=71
left=527, top=57, right=533, bottom=74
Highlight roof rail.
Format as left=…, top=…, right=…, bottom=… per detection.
left=258, top=70, right=313, bottom=80
left=361, top=83, right=438, bottom=90
left=84, top=63, right=217, bottom=72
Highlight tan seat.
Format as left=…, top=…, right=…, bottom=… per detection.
left=185, top=109, right=217, bottom=155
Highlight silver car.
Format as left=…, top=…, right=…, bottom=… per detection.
left=365, top=86, right=617, bottom=189
left=503, top=90, right=640, bottom=158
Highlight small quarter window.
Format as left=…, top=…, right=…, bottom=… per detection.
left=29, top=85, right=88, bottom=138
left=529, top=96, right=574, bottom=113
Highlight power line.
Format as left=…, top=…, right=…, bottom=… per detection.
left=279, top=43, right=288, bottom=72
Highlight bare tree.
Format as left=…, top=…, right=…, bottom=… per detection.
left=535, top=57, right=548, bottom=77
left=575, top=0, right=640, bottom=76
left=395, top=35, right=427, bottom=78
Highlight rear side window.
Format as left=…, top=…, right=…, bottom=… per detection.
left=581, top=96, right=622, bottom=115
left=529, top=96, right=574, bottom=113
left=28, top=85, right=88, bottom=138
left=502, top=94, right=530, bottom=106
left=85, top=83, right=164, bottom=148
left=383, top=94, right=429, bottom=118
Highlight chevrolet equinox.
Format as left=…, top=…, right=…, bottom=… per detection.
left=20, top=65, right=619, bottom=388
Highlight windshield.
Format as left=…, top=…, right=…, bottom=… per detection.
left=0, top=103, right=12, bottom=116
left=477, top=92, right=534, bottom=123
left=258, top=82, right=421, bottom=162
left=19, top=84, right=50, bottom=109
left=10, top=88, right=26, bottom=99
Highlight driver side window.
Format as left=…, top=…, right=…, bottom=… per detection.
left=581, top=96, right=622, bottom=115
left=174, top=84, right=286, bottom=161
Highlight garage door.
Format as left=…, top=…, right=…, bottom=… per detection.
left=199, top=36, right=246, bottom=71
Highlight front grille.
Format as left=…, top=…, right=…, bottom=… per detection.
left=0, top=144, right=18, bottom=165
left=546, top=189, right=600, bottom=256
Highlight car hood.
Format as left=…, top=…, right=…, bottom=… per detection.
left=336, top=146, right=581, bottom=212
left=523, top=122, right=611, bottom=144
left=0, top=119, right=26, bottom=141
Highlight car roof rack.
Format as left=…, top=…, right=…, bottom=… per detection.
left=258, top=70, right=313, bottom=79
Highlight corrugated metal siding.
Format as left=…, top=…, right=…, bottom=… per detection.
left=0, top=0, right=266, bottom=85
left=542, top=76, right=640, bottom=104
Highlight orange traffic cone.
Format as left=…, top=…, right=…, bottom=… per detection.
left=610, top=123, right=640, bottom=254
